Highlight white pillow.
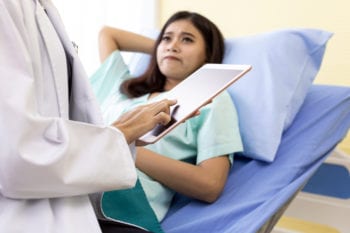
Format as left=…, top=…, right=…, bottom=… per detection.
left=127, top=28, right=332, bottom=162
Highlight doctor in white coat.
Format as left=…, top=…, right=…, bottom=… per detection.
left=0, top=0, right=175, bottom=232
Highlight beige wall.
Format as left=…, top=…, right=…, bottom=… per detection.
left=159, top=0, right=350, bottom=86
left=159, top=0, right=350, bottom=154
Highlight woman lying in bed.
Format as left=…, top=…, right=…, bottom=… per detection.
left=90, top=11, right=243, bottom=233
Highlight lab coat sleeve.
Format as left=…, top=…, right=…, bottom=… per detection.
left=0, top=1, right=137, bottom=199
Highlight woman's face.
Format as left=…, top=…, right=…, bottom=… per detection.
left=156, top=19, right=207, bottom=90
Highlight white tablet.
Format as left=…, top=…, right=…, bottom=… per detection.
left=138, top=63, right=252, bottom=145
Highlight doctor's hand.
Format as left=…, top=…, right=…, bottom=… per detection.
left=112, top=99, right=177, bottom=144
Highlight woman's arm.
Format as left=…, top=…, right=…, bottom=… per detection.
left=136, top=147, right=230, bottom=203
left=98, top=26, right=155, bottom=62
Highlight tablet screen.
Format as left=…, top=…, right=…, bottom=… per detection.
left=138, top=63, right=251, bottom=145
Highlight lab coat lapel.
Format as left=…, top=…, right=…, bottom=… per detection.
left=39, top=0, right=78, bottom=59
left=35, top=0, right=69, bottom=118
left=37, top=0, right=104, bottom=125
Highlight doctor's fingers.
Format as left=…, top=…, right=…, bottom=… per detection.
left=117, top=99, right=176, bottom=124
left=146, top=99, right=177, bottom=123
left=112, top=99, right=176, bottom=143
left=130, top=99, right=176, bottom=126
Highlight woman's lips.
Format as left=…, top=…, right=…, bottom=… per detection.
left=163, top=55, right=180, bottom=61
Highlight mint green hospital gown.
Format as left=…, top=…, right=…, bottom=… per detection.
left=90, top=51, right=243, bottom=221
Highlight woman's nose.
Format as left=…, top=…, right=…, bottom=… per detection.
left=167, top=41, right=179, bottom=52
left=167, top=47, right=178, bottom=52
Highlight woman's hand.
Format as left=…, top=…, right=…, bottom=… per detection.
left=112, top=99, right=177, bottom=144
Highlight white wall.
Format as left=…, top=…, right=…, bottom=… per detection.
left=52, top=0, right=158, bottom=75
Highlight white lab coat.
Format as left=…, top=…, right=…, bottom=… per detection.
left=0, top=0, right=137, bottom=232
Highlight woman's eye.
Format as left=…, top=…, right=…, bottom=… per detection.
left=162, top=36, right=171, bottom=41
left=182, top=37, right=194, bottom=43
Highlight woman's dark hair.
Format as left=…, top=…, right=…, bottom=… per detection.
left=121, top=11, right=225, bottom=98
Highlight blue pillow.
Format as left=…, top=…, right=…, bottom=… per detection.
left=223, top=29, right=332, bottom=161
left=126, top=28, right=332, bottom=162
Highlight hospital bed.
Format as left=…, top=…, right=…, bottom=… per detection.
left=161, top=84, right=350, bottom=233
left=274, top=149, right=350, bottom=233
left=125, top=28, right=350, bottom=233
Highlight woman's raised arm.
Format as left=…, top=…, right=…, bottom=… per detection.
left=98, top=26, right=155, bottom=62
